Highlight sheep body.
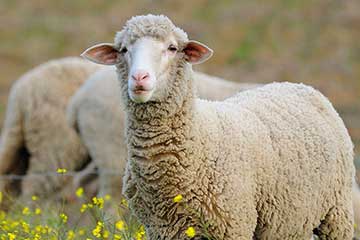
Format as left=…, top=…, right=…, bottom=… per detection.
left=107, top=15, right=355, bottom=239
left=67, top=66, right=260, bottom=199
left=124, top=80, right=354, bottom=239
left=0, top=57, right=100, bottom=207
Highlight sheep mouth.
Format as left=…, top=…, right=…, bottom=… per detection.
left=132, top=86, right=152, bottom=95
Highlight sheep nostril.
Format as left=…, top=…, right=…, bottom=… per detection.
left=132, top=71, right=150, bottom=82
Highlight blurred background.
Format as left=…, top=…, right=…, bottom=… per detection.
left=0, top=0, right=359, bottom=172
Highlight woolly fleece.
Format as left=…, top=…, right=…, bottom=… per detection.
left=0, top=57, right=100, bottom=208
left=67, top=66, right=260, bottom=199
left=111, top=15, right=355, bottom=239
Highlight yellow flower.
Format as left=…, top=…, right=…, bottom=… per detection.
left=78, top=229, right=85, bottom=236
left=8, top=232, right=16, bottom=240
left=35, top=208, right=41, bottom=215
left=33, top=233, right=41, bottom=240
left=173, top=194, right=183, bottom=203
left=185, top=226, right=196, bottom=238
left=114, top=234, right=122, bottom=240
left=22, top=221, right=30, bottom=233
left=92, top=221, right=103, bottom=238
left=60, top=213, right=68, bottom=223
left=103, top=230, right=109, bottom=239
left=57, top=168, right=67, bottom=174
left=121, top=198, right=128, bottom=208
left=135, top=225, right=146, bottom=240
left=35, top=225, right=43, bottom=233
left=76, top=187, right=84, bottom=198
left=22, top=207, right=30, bottom=215
left=80, top=204, right=88, bottom=213
left=0, top=192, right=2, bottom=204
left=67, top=230, right=75, bottom=240
left=115, top=220, right=125, bottom=231
left=92, top=197, right=104, bottom=209
left=104, top=194, right=111, bottom=201
left=31, top=195, right=38, bottom=201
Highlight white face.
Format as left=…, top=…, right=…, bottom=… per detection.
left=81, top=31, right=213, bottom=104
left=122, top=36, right=179, bottom=103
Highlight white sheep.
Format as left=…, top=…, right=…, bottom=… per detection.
left=67, top=66, right=260, bottom=200
left=0, top=57, right=100, bottom=208
left=82, top=15, right=355, bottom=239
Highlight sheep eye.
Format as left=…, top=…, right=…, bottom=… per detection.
left=120, top=47, right=128, bottom=54
left=168, top=44, right=177, bottom=52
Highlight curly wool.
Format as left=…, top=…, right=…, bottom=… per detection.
left=67, top=66, right=260, bottom=201
left=114, top=14, right=188, bottom=49
left=115, top=15, right=354, bottom=239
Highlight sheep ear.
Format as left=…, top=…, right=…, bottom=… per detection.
left=183, top=40, right=213, bottom=65
left=81, top=43, right=120, bottom=65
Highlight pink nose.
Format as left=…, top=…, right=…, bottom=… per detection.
left=131, top=70, right=150, bottom=83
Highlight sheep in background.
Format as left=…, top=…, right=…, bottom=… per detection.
left=67, top=66, right=260, bottom=200
left=0, top=57, right=101, bottom=209
left=82, top=14, right=355, bottom=239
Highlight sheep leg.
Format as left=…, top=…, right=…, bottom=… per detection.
left=0, top=96, right=29, bottom=210
left=316, top=202, right=354, bottom=240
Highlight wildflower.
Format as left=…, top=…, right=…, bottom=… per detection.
left=31, top=195, right=38, bottom=201
left=57, top=168, right=67, bottom=174
left=60, top=213, right=68, bottom=223
left=173, top=194, right=183, bottom=203
left=42, top=225, right=52, bottom=234
left=80, top=204, right=88, bottom=213
left=92, top=197, right=104, bottom=209
left=22, top=207, right=30, bottom=215
left=121, top=198, right=128, bottom=207
left=8, top=232, right=16, bottom=240
left=78, top=229, right=85, bottom=236
left=35, top=225, right=43, bottom=233
left=67, top=230, right=75, bottom=240
left=103, top=230, right=109, bottom=239
left=35, top=208, right=41, bottom=215
left=115, top=220, right=125, bottom=231
left=33, top=233, right=41, bottom=240
left=114, top=234, right=122, bottom=240
left=185, top=226, right=196, bottom=238
left=92, top=221, right=103, bottom=238
left=135, top=226, right=146, bottom=240
left=104, top=194, right=111, bottom=201
left=22, top=221, right=30, bottom=233
left=76, top=187, right=84, bottom=198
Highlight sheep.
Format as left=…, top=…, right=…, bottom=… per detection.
left=81, top=14, right=355, bottom=239
left=67, top=66, right=260, bottom=200
left=0, top=57, right=101, bottom=209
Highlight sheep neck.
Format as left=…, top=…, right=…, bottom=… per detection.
left=123, top=65, right=209, bottom=238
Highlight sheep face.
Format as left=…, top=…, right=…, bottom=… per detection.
left=81, top=15, right=213, bottom=104
left=121, top=35, right=180, bottom=103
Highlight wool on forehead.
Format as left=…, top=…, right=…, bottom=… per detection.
left=114, top=14, right=188, bottom=48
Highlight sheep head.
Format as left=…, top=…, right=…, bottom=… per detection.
left=81, top=14, right=213, bottom=104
